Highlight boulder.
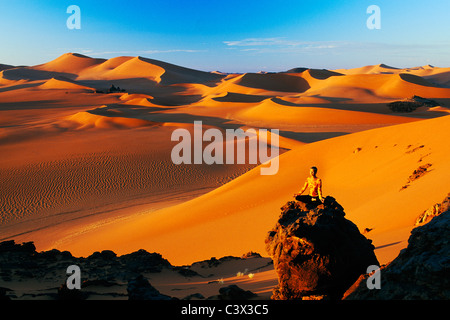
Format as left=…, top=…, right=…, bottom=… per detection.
left=265, top=196, right=379, bottom=300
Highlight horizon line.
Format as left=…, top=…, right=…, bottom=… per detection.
left=0, top=52, right=443, bottom=74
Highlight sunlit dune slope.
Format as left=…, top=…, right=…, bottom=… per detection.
left=52, top=115, right=450, bottom=265
left=34, top=53, right=106, bottom=75
left=38, top=77, right=95, bottom=91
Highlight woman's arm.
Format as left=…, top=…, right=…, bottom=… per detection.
left=298, top=180, right=308, bottom=195
left=318, top=179, right=324, bottom=202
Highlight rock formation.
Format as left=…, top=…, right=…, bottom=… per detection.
left=387, top=95, right=439, bottom=112
left=0, top=240, right=260, bottom=300
left=265, top=196, right=379, bottom=300
left=344, top=197, right=450, bottom=300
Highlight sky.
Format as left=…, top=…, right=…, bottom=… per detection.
left=0, top=0, right=449, bottom=73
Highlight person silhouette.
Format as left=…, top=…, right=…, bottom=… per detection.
left=294, top=166, right=324, bottom=209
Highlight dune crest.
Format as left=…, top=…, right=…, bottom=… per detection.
left=39, top=77, right=94, bottom=91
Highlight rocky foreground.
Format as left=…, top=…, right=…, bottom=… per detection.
left=344, top=201, right=450, bottom=299
left=1, top=194, right=449, bottom=300
left=266, top=194, right=450, bottom=300
left=0, top=241, right=265, bottom=300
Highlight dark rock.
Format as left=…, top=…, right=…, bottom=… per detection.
left=183, top=293, right=205, bottom=300
left=38, top=249, right=74, bottom=262
left=108, top=84, right=126, bottom=93
left=0, top=287, right=13, bottom=300
left=0, top=240, right=36, bottom=253
left=265, top=196, right=379, bottom=300
left=119, top=249, right=171, bottom=273
left=57, top=283, right=88, bottom=300
left=191, top=256, right=240, bottom=269
left=87, top=250, right=117, bottom=261
left=415, top=193, right=450, bottom=225
left=127, top=275, right=174, bottom=300
left=388, top=95, right=439, bottom=112
left=82, top=279, right=119, bottom=288
left=175, top=266, right=201, bottom=277
left=217, top=285, right=257, bottom=300
left=345, top=203, right=450, bottom=300
left=241, top=251, right=262, bottom=259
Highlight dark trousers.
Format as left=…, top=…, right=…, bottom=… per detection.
left=295, top=195, right=320, bottom=209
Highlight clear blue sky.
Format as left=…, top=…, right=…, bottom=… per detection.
left=1, top=0, right=449, bottom=72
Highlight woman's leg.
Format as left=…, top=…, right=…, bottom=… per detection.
left=295, top=195, right=312, bottom=203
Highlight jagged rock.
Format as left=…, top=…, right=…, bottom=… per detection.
left=265, top=196, right=379, bottom=300
left=241, top=251, right=262, bottom=259
left=415, top=193, right=450, bottom=225
left=127, top=275, right=174, bottom=300
left=345, top=206, right=450, bottom=300
left=108, top=84, right=126, bottom=93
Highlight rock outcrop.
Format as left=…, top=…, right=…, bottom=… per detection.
left=387, top=95, right=439, bottom=112
left=415, top=193, right=450, bottom=225
left=345, top=201, right=450, bottom=300
left=265, top=196, right=379, bottom=300
left=0, top=241, right=172, bottom=300
left=0, top=240, right=261, bottom=300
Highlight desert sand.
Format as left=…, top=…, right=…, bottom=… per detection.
left=1, top=53, right=450, bottom=298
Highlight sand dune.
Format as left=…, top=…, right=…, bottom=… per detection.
left=333, top=63, right=400, bottom=75
left=35, top=53, right=106, bottom=75
left=76, top=55, right=223, bottom=86
left=2, top=53, right=450, bottom=279
left=30, top=115, right=450, bottom=266
left=39, top=77, right=95, bottom=91
left=335, top=64, right=450, bottom=88
left=66, top=110, right=158, bottom=129
left=233, top=97, right=416, bottom=127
